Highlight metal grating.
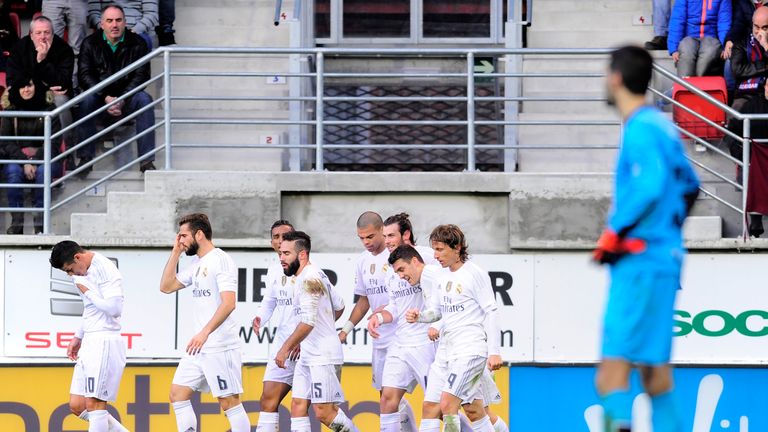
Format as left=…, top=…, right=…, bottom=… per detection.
left=321, top=85, right=504, bottom=171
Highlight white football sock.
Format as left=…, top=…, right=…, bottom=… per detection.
left=443, top=414, right=461, bottom=432
left=492, top=416, right=509, bottom=432
left=419, top=418, right=441, bottom=432
left=88, top=410, right=109, bottom=432
left=330, top=409, right=360, bottom=432
left=224, top=404, right=251, bottom=432
left=172, top=400, right=197, bottom=432
left=290, top=416, right=311, bottom=432
left=381, top=412, right=401, bottom=432
left=256, top=411, right=279, bottom=432
left=471, top=415, right=494, bottom=432
left=398, top=398, right=417, bottom=432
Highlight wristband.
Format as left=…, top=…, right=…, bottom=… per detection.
left=341, top=320, right=355, bottom=334
left=375, top=312, right=385, bottom=325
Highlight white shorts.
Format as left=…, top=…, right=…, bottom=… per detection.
left=481, top=368, right=502, bottom=406
left=443, top=355, right=487, bottom=405
left=424, top=350, right=448, bottom=404
left=263, top=357, right=296, bottom=386
left=172, top=348, right=243, bottom=398
left=371, top=345, right=389, bottom=391
left=382, top=342, right=437, bottom=393
left=70, top=332, right=127, bottom=402
left=292, top=362, right=345, bottom=404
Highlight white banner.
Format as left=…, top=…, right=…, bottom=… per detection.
left=532, top=253, right=768, bottom=364
left=3, top=249, right=530, bottom=363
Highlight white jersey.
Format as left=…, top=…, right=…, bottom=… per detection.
left=354, top=249, right=396, bottom=348
left=176, top=248, right=240, bottom=353
left=383, top=263, right=443, bottom=347
left=72, top=252, right=123, bottom=334
left=294, top=263, right=345, bottom=365
left=426, top=260, right=497, bottom=360
left=257, top=259, right=300, bottom=348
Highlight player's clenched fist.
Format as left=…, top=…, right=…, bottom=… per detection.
left=405, top=308, right=420, bottom=323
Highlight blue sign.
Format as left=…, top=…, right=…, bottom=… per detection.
left=508, top=366, right=768, bottom=431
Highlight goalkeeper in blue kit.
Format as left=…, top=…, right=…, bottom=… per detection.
left=593, top=46, right=700, bottom=432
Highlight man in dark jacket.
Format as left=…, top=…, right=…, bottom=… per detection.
left=731, top=6, right=768, bottom=110
left=7, top=15, right=74, bottom=144
left=76, top=4, right=155, bottom=175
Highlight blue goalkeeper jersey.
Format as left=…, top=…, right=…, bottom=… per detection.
left=607, top=105, right=700, bottom=271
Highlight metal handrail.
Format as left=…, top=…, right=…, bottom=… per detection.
left=0, top=44, right=753, bottom=239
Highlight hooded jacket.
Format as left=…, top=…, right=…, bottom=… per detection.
left=668, top=0, right=733, bottom=54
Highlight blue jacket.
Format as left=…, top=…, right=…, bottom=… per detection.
left=607, top=106, right=700, bottom=272
left=668, top=0, right=732, bottom=54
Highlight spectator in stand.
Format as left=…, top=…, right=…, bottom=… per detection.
left=41, top=0, right=88, bottom=56
left=731, top=6, right=768, bottom=110
left=76, top=4, right=156, bottom=176
left=668, top=0, right=732, bottom=77
left=0, top=78, right=62, bottom=234
left=1, top=2, right=20, bottom=73
left=155, top=0, right=174, bottom=46
left=7, top=15, right=74, bottom=142
left=646, top=0, right=672, bottom=50
left=88, top=0, right=157, bottom=49
left=723, top=0, right=767, bottom=96
left=723, top=84, right=768, bottom=237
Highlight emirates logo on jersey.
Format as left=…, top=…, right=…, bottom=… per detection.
left=445, top=281, right=453, bottom=292
left=370, top=264, right=376, bottom=274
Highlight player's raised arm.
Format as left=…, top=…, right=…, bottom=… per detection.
left=160, top=234, right=187, bottom=293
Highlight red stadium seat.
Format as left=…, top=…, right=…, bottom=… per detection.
left=9, top=12, right=20, bottom=38
left=673, top=76, right=728, bottom=140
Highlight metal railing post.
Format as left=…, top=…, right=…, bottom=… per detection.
left=742, top=118, right=751, bottom=239
left=315, top=52, right=325, bottom=171
left=164, top=49, right=172, bottom=169
left=43, top=115, right=52, bottom=234
left=466, top=51, right=476, bottom=171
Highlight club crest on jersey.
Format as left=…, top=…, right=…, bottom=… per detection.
left=445, top=281, right=453, bottom=292
left=456, top=283, right=463, bottom=294
left=370, top=263, right=376, bottom=274
left=281, top=275, right=287, bottom=286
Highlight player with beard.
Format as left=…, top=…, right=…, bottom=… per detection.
left=160, top=213, right=251, bottom=432
left=340, top=211, right=418, bottom=431
left=252, top=220, right=297, bottom=432
left=273, top=231, right=359, bottom=432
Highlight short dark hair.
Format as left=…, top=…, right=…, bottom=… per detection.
left=388, top=244, right=424, bottom=266
left=609, top=45, right=653, bottom=96
left=270, top=219, right=294, bottom=233
left=178, top=213, right=212, bottom=240
left=102, top=4, right=125, bottom=17
left=50, top=240, right=85, bottom=269
left=429, top=224, right=468, bottom=263
left=356, top=211, right=383, bottom=229
left=283, top=230, right=311, bottom=254
left=384, top=212, right=416, bottom=245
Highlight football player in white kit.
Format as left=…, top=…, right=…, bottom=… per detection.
left=252, top=219, right=296, bottom=432
left=50, top=241, right=129, bottom=432
left=272, top=231, right=359, bottom=432
left=339, top=211, right=418, bottom=430
left=160, top=213, right=251, bottom=432
left=368, top=244, right=438, bottom=432
left=406, top=224, right=502, bottom=432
